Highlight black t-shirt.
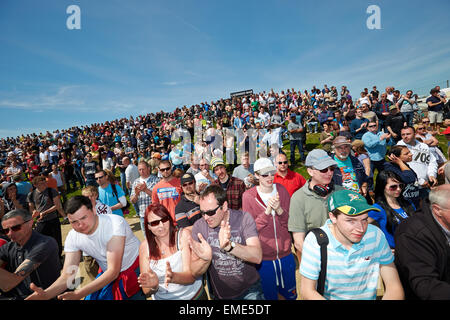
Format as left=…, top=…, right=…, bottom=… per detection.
left=27, top=188, right=59, bottom=222
left=82, top=161, right=98, bottom=178
left=174, top=195, right=202, bottom=228
left=0, top=231, right=61, bottom=299
left=386, top=113, right=406, bottom=136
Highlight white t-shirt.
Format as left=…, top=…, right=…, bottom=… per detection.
left=257, top=186, right=277, bottom=215
left=95, top=200, right=113, bottom=215
left=64, top=214, right=140, bottom=272
left=125, top=164, right=139, bottom=187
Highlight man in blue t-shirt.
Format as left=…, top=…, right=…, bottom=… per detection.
left=95, top=170, right=126, bottom=216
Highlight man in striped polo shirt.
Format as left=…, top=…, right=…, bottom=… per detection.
left=299, top=189, right=404, bottom=300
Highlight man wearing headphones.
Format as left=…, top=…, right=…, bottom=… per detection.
left=288, top=149, right=344, bottom=264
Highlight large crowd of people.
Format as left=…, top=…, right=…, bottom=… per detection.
left=0, top=84, right=450, bottom=300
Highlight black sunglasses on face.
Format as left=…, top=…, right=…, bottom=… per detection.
left=317, top=166, right=336, bottom=173
left=278, top=161, right=288, bottom=165
left=200, top=205, right=221, bottom=217
left=95, top=175, right=105, bottom=180
left=148, top=216, right=170, bottom=227
left=182, top=181, right=194, bottom=187
left=159, top=167, right=171, bottom=172
left=2, top=219, right=31, bottom=234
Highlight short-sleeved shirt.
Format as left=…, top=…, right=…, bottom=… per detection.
left=300, top=220, right=394, bottom=300
left=130, top=175, right=160, bottom=217
left=151, top=178, right=182, bottom=221
left=98, top=183, right=125, bottom=217
left=0, top=231, right=61, bottom=299
left=333, top=156, right=360, bottom=193
left=288, top=181, right=343, bottom=233
left=273, top=169, right=306, bottom=197
left=287, top=122, right=303, bottom=140
left=64, top=214, right=140, bottom=272
left=27, top=187, right=59, bottom=222
left=191, top=209, right=260, bottom=299
left=426, top=95, right=444, bottom=112
left=82, top=161, right=98, bottom=180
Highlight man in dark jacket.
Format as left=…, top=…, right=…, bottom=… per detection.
left=394, top=185, right=450, bottom=300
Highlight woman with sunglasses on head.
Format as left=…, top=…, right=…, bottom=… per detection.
left=383, top=145, right=420, bottom=209
left=138, top=203, right=206, bottom=300
left=368, top=170, right=416, bottom=250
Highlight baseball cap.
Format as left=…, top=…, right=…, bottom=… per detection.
left=180, top=172, right=195, bottom=185
left=254, top=157, right=276, bottom=175
left=328, top=189, right=380, bottom=216
left=210, top=156, right=225, bottom=170
left=305, top=149, right=337, bottom=170
left=332, top=136, right=352, bottom=147
left=389, top=105, right=398, bottom=110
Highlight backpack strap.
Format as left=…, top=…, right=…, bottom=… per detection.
left=307, top=228, right=329, bottom=296
left=110, top=183, right=119, bottom=200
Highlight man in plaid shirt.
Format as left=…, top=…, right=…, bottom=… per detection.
left=210, top=157, right=246, bottom=210
left=130, top=160, right=160, bottom=237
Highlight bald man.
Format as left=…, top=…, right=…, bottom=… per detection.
left=394, top=184, right=450, bottom=299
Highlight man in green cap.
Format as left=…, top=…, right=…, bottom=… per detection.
left=299, top=189, right=404, bottom=300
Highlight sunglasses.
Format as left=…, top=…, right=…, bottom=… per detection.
left=422, top=121, right=430, bottom=124
left=317, top=166, right=336, bottom=173
left=200, top=205, right=221, bottom=217
left=368, top=125, right=377, bottom=128
left=95, top=175, right=105, bottom=180
left=159, top=167, right=171, bottom=172
left=148, top=216, right=170, bottom=227
left=278, top=161, right=288, bottom=165
left=388, top=184, right=404, bottom=191
left=417, top=127, right=425, bottom=130
left=2, top=219, right=31, bottom=234
left=182, top=181, right=194, bottom=187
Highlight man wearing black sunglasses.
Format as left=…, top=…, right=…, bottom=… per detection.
left=151, top=160, right=182, bottom=222
left=0, top=209, right=61, bottom=300
left=190, top=185, right=263, bottom=300
left=273, top=153, right=306, bottom=197
left=289, top=149, right=343, bottom=264
left=175, top=173, right=202, bottom=229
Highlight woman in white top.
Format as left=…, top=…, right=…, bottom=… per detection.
left=137, top=203, right=206, bottom=300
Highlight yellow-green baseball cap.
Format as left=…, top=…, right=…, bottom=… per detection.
left=327, top=189, right=379, bottom=216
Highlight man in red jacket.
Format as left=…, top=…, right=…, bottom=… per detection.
left=273, top=153, right=306, bottom=197
left=242, top=157, right=297, bottom=300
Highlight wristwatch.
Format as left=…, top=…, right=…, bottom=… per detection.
left=225, top=241, right=236, bottom=253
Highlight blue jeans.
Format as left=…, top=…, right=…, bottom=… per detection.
left=232, top=279, right=265, bottom=300
left=307, top=122, right=318, bottom=133
left=120, top=171, right=128, bottom=196
left=402, top=111, right=415, bottom=127
left=290, top=139, right=305, bottom=164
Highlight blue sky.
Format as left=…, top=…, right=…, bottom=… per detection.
left=1, top=0, right=450, bottom=138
